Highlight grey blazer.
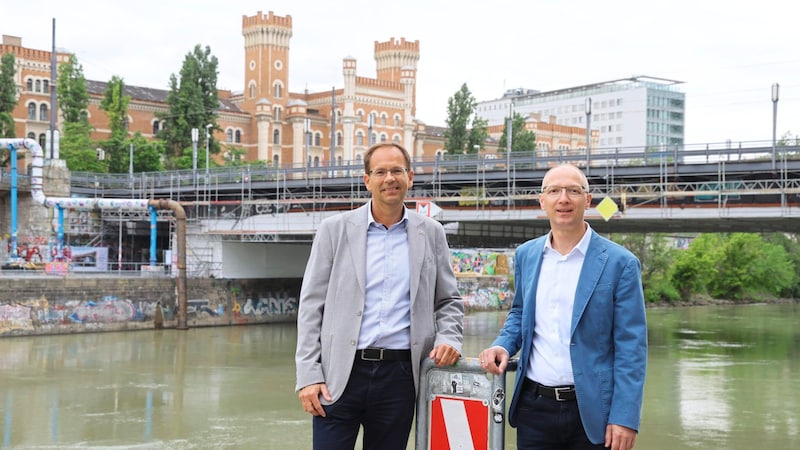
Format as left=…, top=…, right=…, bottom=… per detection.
left=295, top=203, right=463, bottom=404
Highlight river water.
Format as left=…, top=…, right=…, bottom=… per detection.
left=0, top=303, right=798, bottom=449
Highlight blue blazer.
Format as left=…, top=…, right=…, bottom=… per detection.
left=492, top=230, right=647, bottom=444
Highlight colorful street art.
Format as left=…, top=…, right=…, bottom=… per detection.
left=450, top=249, right=515, bottom=310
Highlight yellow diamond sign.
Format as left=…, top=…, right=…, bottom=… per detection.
left=596, top=196, right=619, bottom=222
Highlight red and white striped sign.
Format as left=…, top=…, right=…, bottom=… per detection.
left=429, top=396, right=489, bottom=450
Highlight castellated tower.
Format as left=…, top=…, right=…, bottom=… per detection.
left=241, top=11, right=292, bottom=113
left=375, top=38, right=419, bottom=115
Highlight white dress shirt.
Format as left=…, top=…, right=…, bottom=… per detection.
left=527, top=224, right=592, bottom=386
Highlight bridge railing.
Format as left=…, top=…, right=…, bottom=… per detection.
left=68, top=142, right=799, bottom=195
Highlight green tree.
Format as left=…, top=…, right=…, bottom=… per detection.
left=467, top=116, right=489, bottom=154
left=158, top=45, right=219, bottom=168
left=60, top=121, right=104, bottom=172
left=223, top=146, right=248, bottom=166
left=57, top=54, right=98, bottom=171
left=0, top=52, right=17, bottom=138
left=670, top=233, right=720, bottom=298
left=497, top=112, right=536, bottom=152
left=764, top=233, right=800, bottom=297
left=99, top=75, right=131, bottom=173
left=610, top=233, right=679, bottom=303
left=444, top=83, right=487, bottom=154
left=708, top=233, right=793, bottom=300
left=128, top=132, right=164, bottom=173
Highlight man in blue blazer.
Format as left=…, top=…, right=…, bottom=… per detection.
left=479, top=163, right=647, bottom=450
left=296, top=142, right=464, bottom=450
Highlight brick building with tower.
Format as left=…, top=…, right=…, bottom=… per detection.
left=1, top=10, right=449, bottom=169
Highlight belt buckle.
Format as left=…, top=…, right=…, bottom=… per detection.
left=553, top=386, right=572, bottom=401
left=361, top=348, right=384, bottom=361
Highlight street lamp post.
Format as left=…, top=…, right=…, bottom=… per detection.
left=205, top=124, right=212, bottom=215
left=191, top=127, right=199, bottom=194
left=771, top=83, right=779, bottom=171
left=585, top=97, right=592, bottom=176
left=506, top=105, right=512, bottom=207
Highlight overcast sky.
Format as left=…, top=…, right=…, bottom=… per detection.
left=5, top=0, right=799, bottom=145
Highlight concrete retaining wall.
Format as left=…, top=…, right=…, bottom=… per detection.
left=0, top=276, right=300, bottom=337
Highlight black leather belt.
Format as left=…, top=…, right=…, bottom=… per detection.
left=356, top=348, right=411, bottom=362
left=523, top=378, right=576, bottom=401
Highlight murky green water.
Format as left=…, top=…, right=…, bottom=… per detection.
left=1, top=303, right=798, bottom=449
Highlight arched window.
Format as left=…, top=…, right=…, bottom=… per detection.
left=27, top=132, right=35, bottom=139
left=313, top=156, right=320, bottom=167
left=226, top=129, right=233, bottom=142
left=380, top=133, right=387, bottom=143
left=356, top=132, right=363, bottom=146
left=337, top=156, right=342, bottom=165
left=336, top=132, right=342, bottom=146
left=273, top=106, right=281, bottom=121
left=392, top=134, right=400, bottom=143
left=273, top=129, right=280, bottom=145
left=314, top=133, right=321, bottom=147
left=235, top=130, right=242, bottom=143
left=380, top=113, right=387, bottom=126
left=152, top=121, right=160, bottom=134
left=394, top=115, right=401, bottom=127
left=38, top=133, right=46, bottom=147
left=274, top=83, right=282, bottom=98
left=272, top=154, right=279, bottom=167
left=39, top=104, right=48, bottom=121
left=355, top=154, right=363, bottom=164
left=26, top=79, right=33, bottom=91
left=27, top=103, right=36, bottom=120
left=35, top=80, right=41, bottom=93
left=249, top=82, right=256, bottom=99
left=357, top=110, right=363, bottom=123
left=43, top=80, right=49, bottom=93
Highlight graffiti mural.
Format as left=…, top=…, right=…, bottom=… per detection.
left=0, top=304, right=34, bottom=333
left=451, top=249, right=515, bottom=310
left=67, top=297, right=143, bottom=323
left=238, top=293, right=297, bottom=318
left=450, top=249, right=513, bottom=276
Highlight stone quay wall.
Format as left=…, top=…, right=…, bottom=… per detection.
left=0, top=276, right=300, bottom=337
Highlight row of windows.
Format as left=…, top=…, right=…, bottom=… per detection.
left=248, top=81, right=285, bottom=100
left=26, top=132, right=47, bottom=147
left=26, top=102, right=49, bottom=121
left=25, top=78, right=50, bottom=94
left=270, top=127, right=402, bottom=146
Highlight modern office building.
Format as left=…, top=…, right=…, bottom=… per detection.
left=475, top=76, right=686, bottom=152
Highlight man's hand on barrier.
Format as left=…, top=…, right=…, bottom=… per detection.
left=429, top=344, right=460, bottom=366
left=477, top=346, right=509, bottom=375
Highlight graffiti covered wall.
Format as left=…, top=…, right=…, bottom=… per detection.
left=0, top=278, right=299, bottom=337
left=451, top=249, right=515, bottom=310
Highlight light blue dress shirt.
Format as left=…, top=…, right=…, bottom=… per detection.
left=357, top=204, right=412, bottom=350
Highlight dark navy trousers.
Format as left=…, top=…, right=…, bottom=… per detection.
left=515, top=386, right=607, bottom=450
left=313, top=357, right=415, bottom=450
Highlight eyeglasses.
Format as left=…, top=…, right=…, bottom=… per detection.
left=368, top=167, right=408, bottom=178
left=541, top=185, right=587, bottom=197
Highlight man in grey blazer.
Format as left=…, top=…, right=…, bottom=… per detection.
left=479, top=163, right=647, bottom=450
left=295, top=142, right=464, bottom=450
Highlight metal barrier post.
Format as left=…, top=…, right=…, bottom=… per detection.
left=416, top=357, right=517, bottom=450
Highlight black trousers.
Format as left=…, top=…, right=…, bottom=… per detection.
left=312, top=357, right=415, bottom=450
left=515, top=381, right=606, bottom=450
